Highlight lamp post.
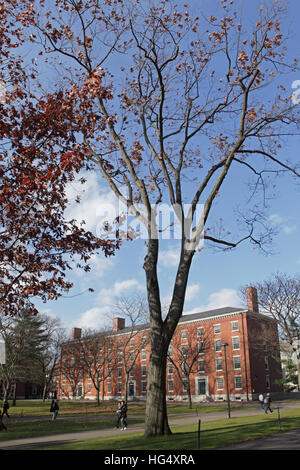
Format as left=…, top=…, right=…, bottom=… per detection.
left=221, top=342, right=231, bottom=419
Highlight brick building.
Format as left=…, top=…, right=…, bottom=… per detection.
left=58, top=287, right=283, bottom=402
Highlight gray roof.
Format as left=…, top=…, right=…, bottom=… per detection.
left=179, top=307, right=244, bottom=324
left=111, top=306, right=245, bottom=337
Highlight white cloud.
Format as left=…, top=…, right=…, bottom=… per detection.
left=158, top=248, right=180, bottom=267
left=185, top=284, right=201, bottom=302
left=183, top=288, right=242, bottom=315
left=65, top=172, right=120, bottom=234
left=73, top=306, right=112, bottom=330
left=268, top=213, right=284, bottom=226
left=268, top=213, right=297, bottom=236
left=282, top=225, right=297, bottom=235
left=74, top=278, right=146, bottom=330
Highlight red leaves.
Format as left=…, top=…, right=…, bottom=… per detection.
left=0, top=13, right=118, bottom=317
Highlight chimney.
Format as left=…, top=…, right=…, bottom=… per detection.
left=72, top=327, right=82, bottom=340
left=113, top=317, right=125, bottom=332
left=246, top=286, right=259, bottom=313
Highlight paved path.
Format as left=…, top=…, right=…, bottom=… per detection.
left=0, top=402, right=299, bottom=450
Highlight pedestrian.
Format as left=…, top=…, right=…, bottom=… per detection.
left=0, top=410, right=7, bottom=432
left=115, top=401, right=122, bottom=429
left=50, top=399, right=59, bottom=420
left=120, top=400, right=128, bottom=430
left=2, top=399, right=10, bottom=418
left=263, top=393, right=273, bottom=414
left=258, top=393, right=264, bottom=410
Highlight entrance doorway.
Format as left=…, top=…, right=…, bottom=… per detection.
left=196, top=377, right=207, bottom=396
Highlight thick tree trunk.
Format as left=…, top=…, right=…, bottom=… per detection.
left=144, top=333, right=171, bottom=437
left=143, top=237, right=195, bottom=436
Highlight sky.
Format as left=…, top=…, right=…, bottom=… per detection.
left=33, top=0, right=300, bottom=334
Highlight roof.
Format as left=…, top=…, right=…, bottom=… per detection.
left=179, top=307, right=244, bottom=324
left=67, top=306, right=275, bottom=344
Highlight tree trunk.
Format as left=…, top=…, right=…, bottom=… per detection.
left=144, top=334, right=171, bottom=437
left=144, top=238, right=195, bottom=436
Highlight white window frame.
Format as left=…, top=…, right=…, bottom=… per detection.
left=232, top=336, right=240, bottom=350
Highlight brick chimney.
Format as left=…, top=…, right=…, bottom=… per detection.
left=246, top=286, right=259, bottom=312
left=72, top=327, right=82, bottom=340
left=113, top=317, right=125, bottom=332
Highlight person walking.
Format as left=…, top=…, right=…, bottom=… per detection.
left=115, top=401, right=122, bottom=429
left=2, top=400, right=10, bottom=418
left=0, top=410, right=7, bottom=432
left=263, top=393, right=273, bottom=414
left=50, top=399, right=59, bottom=420
left=258, top=393, right=264, bottom=411
left=120, top=400, right=128, bottom=430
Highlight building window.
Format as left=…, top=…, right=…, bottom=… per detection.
left=216, top=377, right=223, bottom=390
left=129, top=351, right=134, bottom=362
left=168, top=345, right=173, bottom=358
left=129, top=367, right=134, bottom=378
left=263, top=341, right=268, bottom=352
left=130, top=338, right=134, bottom=347
left=141, top=349, right=146, bottom=361
left=198, top=359, right=205, bottom=373
left=141, top=381, right=147, bottom=393
left=215, top=339, right=222, bottom=352
left=216, top=358, right=223, bottom=371
left=197, top=327, right=203, bottom=337
left=234, top=375, right=242, bottom=389
left=182, top=379, right=188, bottom=392
left=182, top=344, right=188, bottom=356
left=118, top=367, right=122, bottom=378
left=107, top=382, right=111, bottom=393
left=214, top=324, right=221, bottom=334
left=181, top=329, right=187, bottom=340
left=88, top=382, right=91, bottom=393
left=231, top=320, right=239, bottom=332
left=232, top=336, right=240, bottom=350
left=168, top=362, right=173, bottom=375
left=233, top=356, right=241, bottom=369
left=117, top=382, right=122, bottom=394
left=118, top=352, right=122, bottom=363
left=141, top=365, right=147, bottom=377
left=264, top=356, right=269, bottom=370
left=168, top=380, right=174, bottom=392
left=266, top=375, right=270, bottom=389
left=198, top=341, right=204, bottom=354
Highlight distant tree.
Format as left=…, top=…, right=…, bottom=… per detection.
left=167, top=326, right=210, bottom=408
left=78, top=329, right=117, bottom=405
left=113, top=295, right=149, bottom=403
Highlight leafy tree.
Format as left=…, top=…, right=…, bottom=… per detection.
left=0, top=1, right=118, bottom=317
left=15, top=0, right=300, bottom=435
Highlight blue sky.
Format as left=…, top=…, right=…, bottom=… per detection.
left=33, top=0, right=300, bottom=333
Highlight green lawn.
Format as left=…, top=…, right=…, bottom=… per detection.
left=1, top=399, right=256, bottom=418
left=34, top=408, right=300, bottom=450
left=2, top=400, right=300, bottom=450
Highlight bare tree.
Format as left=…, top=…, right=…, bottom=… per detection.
left=168, top=327, right=210, bottom=408
left=78, top=329, right=117, bottom=405
left=30, top=0, right=300, bottom=435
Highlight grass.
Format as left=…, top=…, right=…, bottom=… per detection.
left=1, top=399, right=256, bottom=419
left=2, top=399, right=300, bottom=450
left=34, top=408, right=300, bottom=450
left=0, top=416, right=145, bottom=441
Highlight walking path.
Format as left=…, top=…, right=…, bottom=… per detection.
left=0, top=401, right=299, bottom=450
